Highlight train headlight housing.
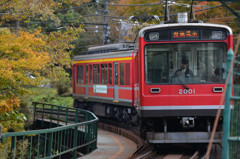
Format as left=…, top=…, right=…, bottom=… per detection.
left=211, top=31, right=223, bottom=40
left=149, top=32, right=159, bottom=41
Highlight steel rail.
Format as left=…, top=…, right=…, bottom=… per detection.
left=98, top=121, right=201, bottom=159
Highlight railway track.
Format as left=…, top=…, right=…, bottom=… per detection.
left=131, top=149, right=199, bottom=159
left=99, top=121, right=202, bottom=159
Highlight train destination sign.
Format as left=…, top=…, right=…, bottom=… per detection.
left=172, top=29, right=199, bottom=40
left=144, top=27, right=228, bottom=41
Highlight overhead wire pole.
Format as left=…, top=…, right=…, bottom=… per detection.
left=164, top=0, right=170, bottom=22
left=102, top=0, right=109, bottom=45
left=190, top=0, right=196, bottom=20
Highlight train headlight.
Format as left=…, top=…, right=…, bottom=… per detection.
left=211, top=31, right=223, bottom=39
left=149, top=32, right=159, bottom=41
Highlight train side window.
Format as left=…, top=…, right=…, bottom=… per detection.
left=109, top=63, right=112, bottom=85
left=125, top=63, right=130, bottom=85
left=120, top=63, right=130, bottom=86
left=101, top=64, right=107, bottom=84
left=94, top=64, right=100, bottom=84
left=120, top=63, right=124, bottom=85
left=101, top=64, right=104, bottom=84
left=79, top=65, right=83, bottom=84
left=90, top=64, right=92, bottom=84
left=77, top=65, right=80, bottom=83
left=97, top=64, right=100, bottom=84
left=85, top=64, right=88, bottom=84
left=104, top=64, right=107, bottom=84
left=93, top=64, right=96, bottom=83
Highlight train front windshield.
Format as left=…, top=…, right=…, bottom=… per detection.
left=145, top=43, right=227, bottom=85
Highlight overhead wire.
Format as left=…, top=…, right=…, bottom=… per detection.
left=0, top=1, right=236, bottom=23
left=105, top=1, right=164, bottom=6
left=1, top=0, right=239, bottom=37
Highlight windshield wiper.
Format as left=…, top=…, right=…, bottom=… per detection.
left=177, top=77, right=189, bottom=89
left=182, top=83, right=189, bottom=89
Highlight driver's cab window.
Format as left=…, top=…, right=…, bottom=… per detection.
left=171, top=50, right=194, bottom=74
left=145, top=47, right=169, bottom=84
left=145, top=43, right=226, bottom=85
left=197, top=48, right=226, bottom=83
left=171, top=49, right=197, bottom=83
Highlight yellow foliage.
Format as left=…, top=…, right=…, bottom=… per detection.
left=0, top=97, right=20, bottom=113
left=40, top=26, right=84, bottom=94
left=0, top=30, right=50, bottom=112
left=43, top=26, right=84, bottom=69
left=0, top=0, right=92, bottom=24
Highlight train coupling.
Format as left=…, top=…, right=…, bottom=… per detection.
left=181, top=117, right=195, bottom=128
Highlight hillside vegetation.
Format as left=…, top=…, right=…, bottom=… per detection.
left=28, top=87, right=73, bottom=107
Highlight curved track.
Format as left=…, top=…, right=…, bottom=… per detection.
left=38, top=107, right=211, bottom=158
left=99, top=121, right=202, bottom=159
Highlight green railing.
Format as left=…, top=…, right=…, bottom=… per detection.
left=222, top=47, right=240, bottom=158
left=228, top=85, right=240, bottom=159
left=0, top=102, right=98, bottom=159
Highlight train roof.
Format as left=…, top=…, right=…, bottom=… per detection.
left=73, top=48, right=133, bottom=61
left=82, top=42, right=134, bottom=55
left=73, top=42, right=134, bottom=61
left=138, top=23, right=232, bottom=37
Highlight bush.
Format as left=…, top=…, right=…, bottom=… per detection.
left=56, top=75, right=71, bottom=95
left=49, top=67, right=71, bottom=95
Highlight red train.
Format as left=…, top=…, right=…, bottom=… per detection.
left=72, top=23, right=232, bottom=143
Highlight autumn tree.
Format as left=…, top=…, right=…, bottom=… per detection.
left=111, top=0, right=161, bottom=18
left=42, top=26, right=84, bottom=95
left=0, top=0, right=90, bottom=32
left=0, top=0, right=90, bottom=133
left=0, top=29, right=49, bottom=132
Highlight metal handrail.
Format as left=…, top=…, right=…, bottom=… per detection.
left=228, top=86, right=240, bottom=159
left=222, top=47, right=240, bottom=158
left=0, top=102, right=98, bottom=159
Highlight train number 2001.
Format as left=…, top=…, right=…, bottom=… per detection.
left=179, top=89, right=196, bottom=95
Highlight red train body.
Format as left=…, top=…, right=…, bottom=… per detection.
left=73, top=23, right=233, bottom=143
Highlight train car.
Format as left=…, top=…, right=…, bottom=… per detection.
left=135, top=23, right=233, bottom=143
left=72, top=43, right=139, bottom=124
left=72, top=21, right=233, bottom=144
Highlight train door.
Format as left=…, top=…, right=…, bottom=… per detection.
left=85, top=64, right=88, bottom=97
left=114, top=62, right=119, bottom=101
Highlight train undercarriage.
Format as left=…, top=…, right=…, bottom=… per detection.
left=73, top=99, right=139, bottom=126
left=73, top=99, right=223, bottom=144
left=140, top=117, right=223, bottom=143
